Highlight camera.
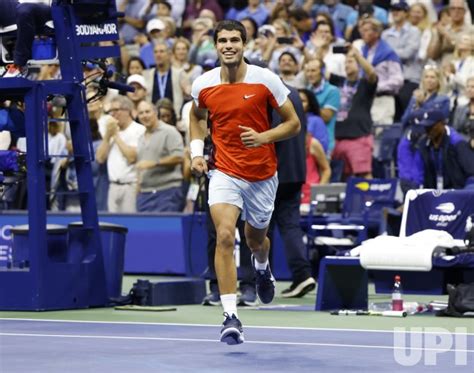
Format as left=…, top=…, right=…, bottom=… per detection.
left=277, top=37, right=294, bottom=45
left=332, top=45, right=348, bottom=54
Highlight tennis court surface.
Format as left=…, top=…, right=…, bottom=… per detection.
left=1, top=317, right=472, bottom=372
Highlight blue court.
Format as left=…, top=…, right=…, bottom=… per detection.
left=1, top=318, right=472, bottom=372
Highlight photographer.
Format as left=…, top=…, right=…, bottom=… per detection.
left=330, top=43, right=378, bottom=179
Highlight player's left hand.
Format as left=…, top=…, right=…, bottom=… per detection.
left=239, top=125, right=266, bottom=148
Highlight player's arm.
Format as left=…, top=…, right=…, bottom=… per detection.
left=189, top=101, right=209, bottom=176
left=239, top=98, right=300, bottom=147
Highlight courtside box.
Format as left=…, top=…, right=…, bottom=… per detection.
left=11, top=224, right=68, bottom=267
left=68, top=222, right=128, bottom=301
left=145, top=278, right=206, bottom=306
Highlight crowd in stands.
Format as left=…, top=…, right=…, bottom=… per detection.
left=0, top=0, right=473, bottom=213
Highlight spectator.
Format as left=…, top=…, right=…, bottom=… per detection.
left=452, top=76, right=474, bottom=138
left=401, top=65, right=450, bottom=128
left=444, top=32, right=474, bottom=108
left=140, top=0, right=185, bottom=26
left=188, top=17, right=218, bottom=66
left=263, top=19, right=303, bottom=73
left=126, top=74, right=148, bottom=120
left=139, top=18, right=167, bottom=68
left=288, top=7, right=315, bottom=44
left=135, top=100, right=184, bottom=212
left=305, top=20, right=346, bottom=77
left=310, top=0, right=356, bottom=38
left=331, top=44, right=378, bottom=180
left=360, top=17, right=403, bottom=125
left=244, top=24, right=275, bottom=65
left=143, top=40, right=184, bottom=119
left=303, top=58, right=340, bottom=153
left=298, top=88, right=329, bottom=153
left=278, top=51, right=301, bottom=88
left=126, top=56, right=146, bottom=76
left=345, top=0, right=389, bottom=40
left=171, top=37, right=203, bottom=98
left=455, top=119, right=474, bottom=184
left=301, top=132, right=331, bottom=206
left=235, top=0, right=269, bottom=27
left=427, top=0, right=473, bottom=64
left=269, top=2, right=289, bottom=22
left=156, top=98, right=177, bottom=128
left=398, top=108, right=467, bottom=191
left=408, top=3, right=433, bottom=64
left=382, top=2, right=422, bottom=118
left=117, top=0, right=148, bottom=48
left=89, top=118, right=108, bottom=211
left=96, top=96, right=145, bottom=213
left=183, top=0, right=223, bottom=32
left=240, top=17, right=259, bottom=53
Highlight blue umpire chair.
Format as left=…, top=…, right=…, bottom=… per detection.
left=0, top=0, right=131, bottom=311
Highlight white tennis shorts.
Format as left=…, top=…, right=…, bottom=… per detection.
left=208, top=169, right=278, bottom=229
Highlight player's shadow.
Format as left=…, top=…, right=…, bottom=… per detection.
left=225, top=352, right=248, bottom=356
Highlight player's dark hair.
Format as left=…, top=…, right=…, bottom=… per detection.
left=213, top=20, right=247, bottom=44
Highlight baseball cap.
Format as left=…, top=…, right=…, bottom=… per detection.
left=412, top=109, right=447, bottom=127
left=126, top=74, right=147, bottom=90
left=390, top=2, right=409, bottom=11
left=146, top=18, right=165, bottom=34
left=258, top=25, right=276, bottom=37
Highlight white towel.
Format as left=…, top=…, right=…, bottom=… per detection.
left=358, top=230, right=456, bottom=271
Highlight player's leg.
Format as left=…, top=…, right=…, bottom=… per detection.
left=208, top=170, right=245, bottom=344
left=241, top=173, right=278, bottom=304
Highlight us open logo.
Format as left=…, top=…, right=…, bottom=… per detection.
left=393, top=327, right=468, bottom=366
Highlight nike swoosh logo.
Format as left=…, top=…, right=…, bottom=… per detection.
left=243, top=94, right=256, bottom=100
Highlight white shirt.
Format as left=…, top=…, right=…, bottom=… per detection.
left=107, top=121, right=145, bottom=183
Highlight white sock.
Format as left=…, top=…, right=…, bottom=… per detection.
left=254, top=258, right=269, bottom=271
left=220, top=294, right=238, bottom=319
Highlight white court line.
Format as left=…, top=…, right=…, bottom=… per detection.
left=1, top=318, right=473, bottom=336
left=1, top=332, right=473, bottom=353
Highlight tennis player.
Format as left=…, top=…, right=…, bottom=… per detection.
left=189, top=20, right=300, bottom=345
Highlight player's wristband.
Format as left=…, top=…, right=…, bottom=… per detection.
left=190, top=139, right=204, bottom=160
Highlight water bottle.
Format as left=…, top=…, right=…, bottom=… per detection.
left=392, top=275, right=403, bottom=311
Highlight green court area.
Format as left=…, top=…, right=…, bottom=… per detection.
left=0, top=276, right=471, bottom=333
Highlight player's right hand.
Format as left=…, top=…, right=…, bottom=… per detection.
left=191, top=156, right=208, bottom=177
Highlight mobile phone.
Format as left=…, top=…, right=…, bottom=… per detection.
left=332, top=45, right=348, bottom=54
left=277, top=37, right=294, bottom=45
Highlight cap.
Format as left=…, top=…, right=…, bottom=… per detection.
left=412, top=109, right=447, bottom=127
left=126, top=74, right=147, bottom=90
left=201, top=58, right=217, bottom=69
left=390, top=2, right=409, bottom=11
left=279, top=51, right=298, bottom=64
left=146, top=18, right=165, bottom=34
left=258, top=25, right=276, bottom=36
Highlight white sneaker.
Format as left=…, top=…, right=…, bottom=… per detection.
left=3, top=64, right=27, bottom=78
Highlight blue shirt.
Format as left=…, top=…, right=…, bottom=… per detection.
left=312, top=80, right=341, bottom=153
left=347, top=6, right=388, bottom=28
left=311, top=2, right=355, bottom=36
left=235, top=4, right=269, bottom=27
left=307, top=114, right=329, bottom=154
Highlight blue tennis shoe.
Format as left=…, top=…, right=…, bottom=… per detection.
left=252, top=255, right=275, bottom=304
left=220, top=313, right=244, bottom=345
